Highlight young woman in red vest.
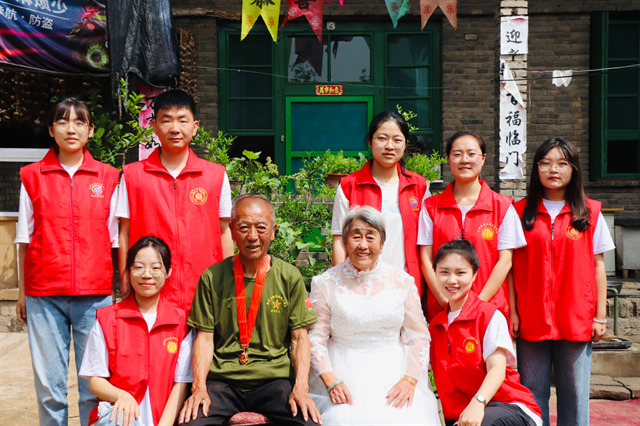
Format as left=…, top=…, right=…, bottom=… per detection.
left=430, top=239, right=541, bottom=426
left=509, top=138, right=614, bottom=426
left=331, top=111, right=430, bottom=296
left=80, top=236, right=194, bottom=426
left=15, top=98, right=119, bottom=426
left=418, top=131, right=526, bottom=322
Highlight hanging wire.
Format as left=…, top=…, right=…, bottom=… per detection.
left=197, top=63, right=640, bottom=88
left=498, top=63, right=640, bottom=82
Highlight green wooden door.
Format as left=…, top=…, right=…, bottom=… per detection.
left=285, top=96, right=373, bottom=174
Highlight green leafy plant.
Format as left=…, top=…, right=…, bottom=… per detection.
left=193, top=128, right=235, bottom=166
left=396, top=104, right=419, bottom=133
left=225, top=150, right=281, bottom=199
left=316, top=150, right=368, bottom=175
left=405, top=151, right=446, bottom=181
left=87, top=79, right=154, bottom=169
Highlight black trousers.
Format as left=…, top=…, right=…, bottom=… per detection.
left=445, top=401, right=537, bottom=426
left=187, top=378, right=317, bottom=426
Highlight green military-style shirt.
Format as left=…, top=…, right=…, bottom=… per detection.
left=188, top=256, right=317, bottom=391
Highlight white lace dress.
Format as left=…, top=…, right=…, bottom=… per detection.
left=308, top=260, right=440, bottom=425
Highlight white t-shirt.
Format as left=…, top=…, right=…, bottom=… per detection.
left=79, top=314, right=195, bottom=426
left=416, top=203, right=527, bottom=251
left=14, top=164, right=119, bottom=247
left=115, top=171, right=232, bottom=219
left=447, top=309, right=542, bottom=426
left=331, top=181, right=430, bottom=272
left=542, top=199, right=615, bottom=255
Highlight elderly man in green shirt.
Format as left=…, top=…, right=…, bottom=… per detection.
left=180, top=195, right=321, bottom=426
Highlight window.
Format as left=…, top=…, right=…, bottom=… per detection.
left=591, top=12, right=640, bottom=179
left=226, top=33, right=273, bottom=131
left=287, top=35, right=371, bottom=83
left=218, top=21, right=441, bottom=172
left=387, top=33, right=440, bottom=155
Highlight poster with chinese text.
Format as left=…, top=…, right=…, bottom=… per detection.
left=0, top=0, right=109, bottom=73
left=500, top=16, right=528, bottom=55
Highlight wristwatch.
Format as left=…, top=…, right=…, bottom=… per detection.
left=473, top=394, right=488, bottom=406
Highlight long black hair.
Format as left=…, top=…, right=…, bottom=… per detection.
left=366, top=110, right=411, bottom=177
left=521, top=138, right=590, bottom=232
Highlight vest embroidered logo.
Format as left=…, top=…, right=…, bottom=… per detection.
left=565, top=225, right=583, bottom=240
left=409, top=196, right=420, bottom=212
left=189, top=187, right=208, bottom=205
left=463, top=336, right=480, bottom=354
left=89, top=182, right=105, bottom=198
left=164, top=336, right=179, bottom=354
left=267, top=295, right=287, bottom=313
left=477, top=223, right=498, bottom=240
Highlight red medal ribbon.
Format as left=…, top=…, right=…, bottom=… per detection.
left=234, top=254, right=270, bottom=364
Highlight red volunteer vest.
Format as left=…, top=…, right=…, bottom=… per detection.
left=124, top=148, right=226, bottom=310
left=89, top=295, right=190, bottom=425
left=340, top=161, right=428, bottom=296
left=20, top=148, right=119, bottom=296
left=424, top=181, right=513, bottom=322
left=429, top=292, right=541, bottom=421
left=512, top=198, right=601, bottom=341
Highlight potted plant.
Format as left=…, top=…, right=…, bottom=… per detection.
left=404, top=151, right=446, bottom=188
left=317, top=150, right=368, bottom=188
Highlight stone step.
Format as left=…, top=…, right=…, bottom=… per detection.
left=590, top=375, right=640, bottom=400
left=592, top=343, right=640, bottom=377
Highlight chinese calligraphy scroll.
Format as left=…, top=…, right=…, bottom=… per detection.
left=499, top=60, right=527, bottom=180
left=500, top=16, right=528, bottom=55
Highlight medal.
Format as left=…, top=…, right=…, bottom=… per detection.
left=239, top=349, right=249, bottom=365
left=234, top=254, right=270, bottom=365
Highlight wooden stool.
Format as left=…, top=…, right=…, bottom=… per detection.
left=224, top=412, right=271, bottom=426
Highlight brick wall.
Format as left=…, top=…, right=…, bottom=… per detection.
left=437, top=11, right=500, bottom=192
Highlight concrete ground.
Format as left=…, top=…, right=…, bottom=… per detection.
left=1, top=332, right=638, bottom=426
left=1, top=333, right=80, bottom=425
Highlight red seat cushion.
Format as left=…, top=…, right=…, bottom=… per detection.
left=226, top=412, right=270, bottom=425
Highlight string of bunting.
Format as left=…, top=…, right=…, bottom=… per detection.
left=242, top=0, right=457, bottom=42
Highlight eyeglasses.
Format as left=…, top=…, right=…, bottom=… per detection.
left=131, top=265, right=165, bottom=277
left=537, top=160, right=571, bottom=172
left=449, top=151, right=483, bottom=163
left=53, top=120, right=88, bottom=129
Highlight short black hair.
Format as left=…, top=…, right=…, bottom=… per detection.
left=433, top=238, right=480, bottom=273
left=48, top=98, right=94, bottom=127
left=122, top=236, right=172, bottom=299
left=153, top=89, right=196, bottom=117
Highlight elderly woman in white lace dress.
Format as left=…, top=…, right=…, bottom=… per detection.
left=308, top=206, right=440, bottom=425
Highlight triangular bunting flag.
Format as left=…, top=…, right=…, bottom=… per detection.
left=385, top=0, right=409, bottom=28
left=420, top=0, right=457, bottom=30
left=420, top=0, right=438, bottom=30
left=441, top=0, right=457, bottom=29
left=282, top=0, right=325, bottom=41
left=241, top=0, right=281, bottom=42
